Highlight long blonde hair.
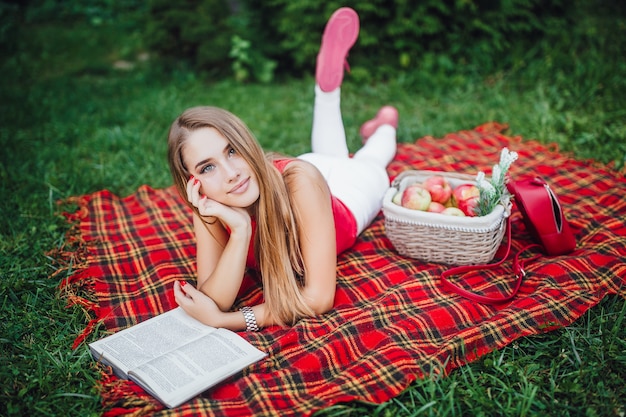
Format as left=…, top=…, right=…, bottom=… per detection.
left=167, top=106, right=314, bottom=325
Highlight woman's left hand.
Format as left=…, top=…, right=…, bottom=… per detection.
left=173, top=281, right=225, bottom=327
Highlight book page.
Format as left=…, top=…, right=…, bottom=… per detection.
left=129, top=329, right=266, bottom=408
left=89, top=308, right=215, bottom=377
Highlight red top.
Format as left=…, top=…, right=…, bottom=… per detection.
left=245, top=158, right=358, bottom=268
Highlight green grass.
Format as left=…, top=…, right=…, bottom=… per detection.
left=1, top=7, right=625, bottom=417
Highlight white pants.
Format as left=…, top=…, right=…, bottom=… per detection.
left=298, top=85, right=396, bottom=234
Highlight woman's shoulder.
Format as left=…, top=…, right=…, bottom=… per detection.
left=282, top=162, right=330, bottom=207
left=268, top=155, right=326, bottom=190
left=283, top=158, right=325, bottom=181
left=268, top=154, right=316, bottom=175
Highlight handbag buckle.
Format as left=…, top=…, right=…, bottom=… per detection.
left=531, top=176, right=546, bottom=186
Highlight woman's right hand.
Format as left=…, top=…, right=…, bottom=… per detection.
left=187, top=177, right=252, bottom=310
left=186, top=177, right=251, bottom=236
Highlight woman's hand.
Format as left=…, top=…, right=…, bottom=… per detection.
left=186, top=177, right=251, bottom=236
left=173, top=281, right=226, bottom=327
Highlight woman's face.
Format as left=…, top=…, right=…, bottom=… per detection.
left=182, top=127, right=260, bottom=208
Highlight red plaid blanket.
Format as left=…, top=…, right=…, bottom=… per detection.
left=59, top=123, right=626, bottom=416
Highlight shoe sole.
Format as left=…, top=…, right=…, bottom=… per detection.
left=316, top=7, right=360, bottom=92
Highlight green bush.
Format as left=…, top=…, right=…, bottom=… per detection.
left=250, top=0, right=569, bottom=80
left=143, top=0, right=280, bottom=82
left=17, top=0, right=146, bottom=25
left=138, top=0, right=571, bottom=83
left=144, top=0, right=232, bottom=76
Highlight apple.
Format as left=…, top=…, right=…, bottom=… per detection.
left=401, top=183, right=431, bottom=211
left=392, top=190, right=403, bottom=205
left=442, top=207, right=466, bottom=216
left=453, top=184, right=480, bottom=216
left=428, top=201, right=446, bottom=213
left=423, top=175, right=452, bottom=204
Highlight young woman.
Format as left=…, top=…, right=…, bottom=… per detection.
left=169, top=7, right=398, bottom=331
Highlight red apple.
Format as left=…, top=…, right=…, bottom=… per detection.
left=442, top=207, right=466, bottom=216
left=428, top=201, right=446, bottom=213
left=423, top=175, right=453, bottom=204
left=453, top=184, right=480, bottom=216
left=401, top=183, right=431, bottom=211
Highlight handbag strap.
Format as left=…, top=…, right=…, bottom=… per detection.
left=440, top=216, right=542, bottom=304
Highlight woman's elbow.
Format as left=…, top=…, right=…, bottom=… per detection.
left=307, top=292, right=335, bottom=316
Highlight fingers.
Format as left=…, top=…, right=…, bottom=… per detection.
left=181, top=281, right=198, bottom=296
left=173, top=281, right=193, bottom=306
left=186, top=177, right=217, bottom=221
left=186, top=176, right=203, bottom=207
left=185, top=178, right=245, bottom=227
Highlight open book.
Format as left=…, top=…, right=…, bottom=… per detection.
left=89, top=307, right=266, bottom=408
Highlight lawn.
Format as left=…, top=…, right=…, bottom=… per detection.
left=1, top=4, right=625, bottom=417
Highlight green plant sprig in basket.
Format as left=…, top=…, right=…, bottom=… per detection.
left=475, top=148, right=518, bottom=217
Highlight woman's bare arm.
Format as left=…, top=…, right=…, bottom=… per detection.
left=186, top=174, right=252, bottom=311
left=286, top=160, right=338, bottom=314
left=174, top=281, right=271, bottom=330
left=192, top=211, right=250, bottom=311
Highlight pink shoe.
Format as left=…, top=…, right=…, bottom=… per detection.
left=315, top=7, right=360, bottom=92
left=359, top=106, right=399, bottom=142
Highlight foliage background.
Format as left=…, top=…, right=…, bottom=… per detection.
left=1, top=0, right=624, bottom=415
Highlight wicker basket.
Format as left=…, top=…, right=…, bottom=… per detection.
left=382, top=170, right=509, bottom=265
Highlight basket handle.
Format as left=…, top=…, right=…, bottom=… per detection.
left=440, top=216, right=542, bottom=304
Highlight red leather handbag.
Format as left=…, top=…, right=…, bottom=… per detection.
left=441, top=175, right=576, bottom=304
left=506, top=176, right=576, bottom=255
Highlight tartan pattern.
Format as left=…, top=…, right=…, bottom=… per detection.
left=59, top=123, right=626, bottom=417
